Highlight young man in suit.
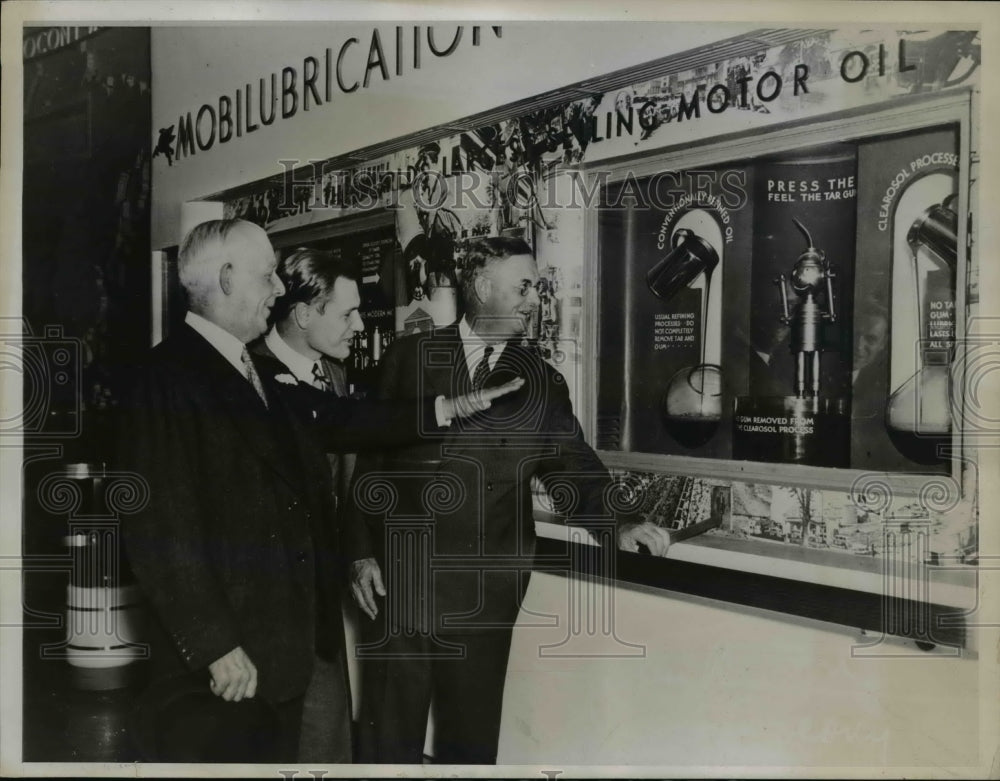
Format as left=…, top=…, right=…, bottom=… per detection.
left=345, top=236, right=671, bottom=765
left=250, top=246, right=362, bottom=763
left=253, top=247, right=361, bottom=504
left=118, top=220, right=520, bottom=763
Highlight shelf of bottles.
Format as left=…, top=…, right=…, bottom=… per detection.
left=346, top=324, right=396, bottom=398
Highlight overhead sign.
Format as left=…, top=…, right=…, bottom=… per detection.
left=23, top=26, right=102, bottom=60
left=153, top=25, right=503, bottom=166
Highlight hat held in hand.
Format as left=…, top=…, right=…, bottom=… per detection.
left=130, top=671, right=282, bottom=763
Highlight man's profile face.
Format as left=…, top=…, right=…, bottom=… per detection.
left=228, top=226, right=285, bottom=342
left=479, top=253, right=540, bottom=338
left=305, top=276, right=364, bottom=361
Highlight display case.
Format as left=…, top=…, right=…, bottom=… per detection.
left=570, top=88, right=979, bottom=647
left=591, top=97, right=971, bottom=484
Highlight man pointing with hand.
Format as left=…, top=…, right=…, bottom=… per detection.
left=345, top=237, right=670, bottom=764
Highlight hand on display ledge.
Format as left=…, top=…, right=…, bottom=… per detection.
left=617, top=521, right=672, bottom=557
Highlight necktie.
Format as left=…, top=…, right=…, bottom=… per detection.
left=241, top=347, right=268, bottom=408
left=471, top=345, right=494, bottom=390
left=312, top=362, right=331, bottom=391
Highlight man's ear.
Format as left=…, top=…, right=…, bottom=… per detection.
left=219, top=262, right=234, bottom=295
left=473, top=274, right=491, bottom=305
left=292, top=301, right=311, bottom=330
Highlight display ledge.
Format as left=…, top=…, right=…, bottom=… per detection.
left=533, top=520, right=975, bottom=651
left=595, top=449, right=963, bottom=496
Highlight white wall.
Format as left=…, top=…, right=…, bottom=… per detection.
left=150, top=22, right=755, bottom=247
left=499, top=572, right=981, bottom=770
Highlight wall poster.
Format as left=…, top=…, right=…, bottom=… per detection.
left=588, top=103, right=983, bottom=608
left=597, top=124, right=960, bottom=476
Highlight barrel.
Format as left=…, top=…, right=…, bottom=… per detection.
left=61, top=463, right=145, bottom=690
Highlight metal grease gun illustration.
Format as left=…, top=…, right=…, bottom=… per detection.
left=774, top=218, right=837, bottom=399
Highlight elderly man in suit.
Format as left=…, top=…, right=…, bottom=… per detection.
left=118, top=220, right=520, bottom=763
left=346, top=236, right=670, bottom=765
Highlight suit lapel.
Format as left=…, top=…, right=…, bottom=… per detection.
left=487, top=339, right=525, bottom=385
left=319, top=356, right=348, bottom=396
left=466, top=339, right=536, bottom=436
left=250, top=337, right=279, bottom=363
left=252, top=337, right=336, bottom=508
left=267, top=381, right=320, bottom=498
left=424, top=326, right=466, bottom=400
left=435, top=328, right=531, bottom=439
left=178, top=325, right=305, bottom=494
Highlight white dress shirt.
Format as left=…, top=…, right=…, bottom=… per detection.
left=265, top=328, right=325, bottom=387
left=458, top=316, right=506, bottom=382
left=185, top=311, right=247, bottom=376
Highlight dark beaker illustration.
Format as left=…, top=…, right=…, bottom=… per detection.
left=648, top=226, right=723, bottom=435
left=646, top=228, right=719, bottom=301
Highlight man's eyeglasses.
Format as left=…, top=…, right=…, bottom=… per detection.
left=514, top=279, right=548, bottom=297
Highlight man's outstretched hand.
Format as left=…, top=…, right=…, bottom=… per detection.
left=442, top=378, right=524, bottom=420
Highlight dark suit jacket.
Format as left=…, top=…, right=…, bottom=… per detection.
left=118, top=323, right=442, bottom=702
left=249, top=339, right=356, bottom=504
left=345, top=324, right=612, bottom=635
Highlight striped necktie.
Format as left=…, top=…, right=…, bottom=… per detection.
left=471, top=345, right=494, bottom=390
left=312, top=362, right=332, bottom=391
left=240, top=347, right=268, bottom=408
